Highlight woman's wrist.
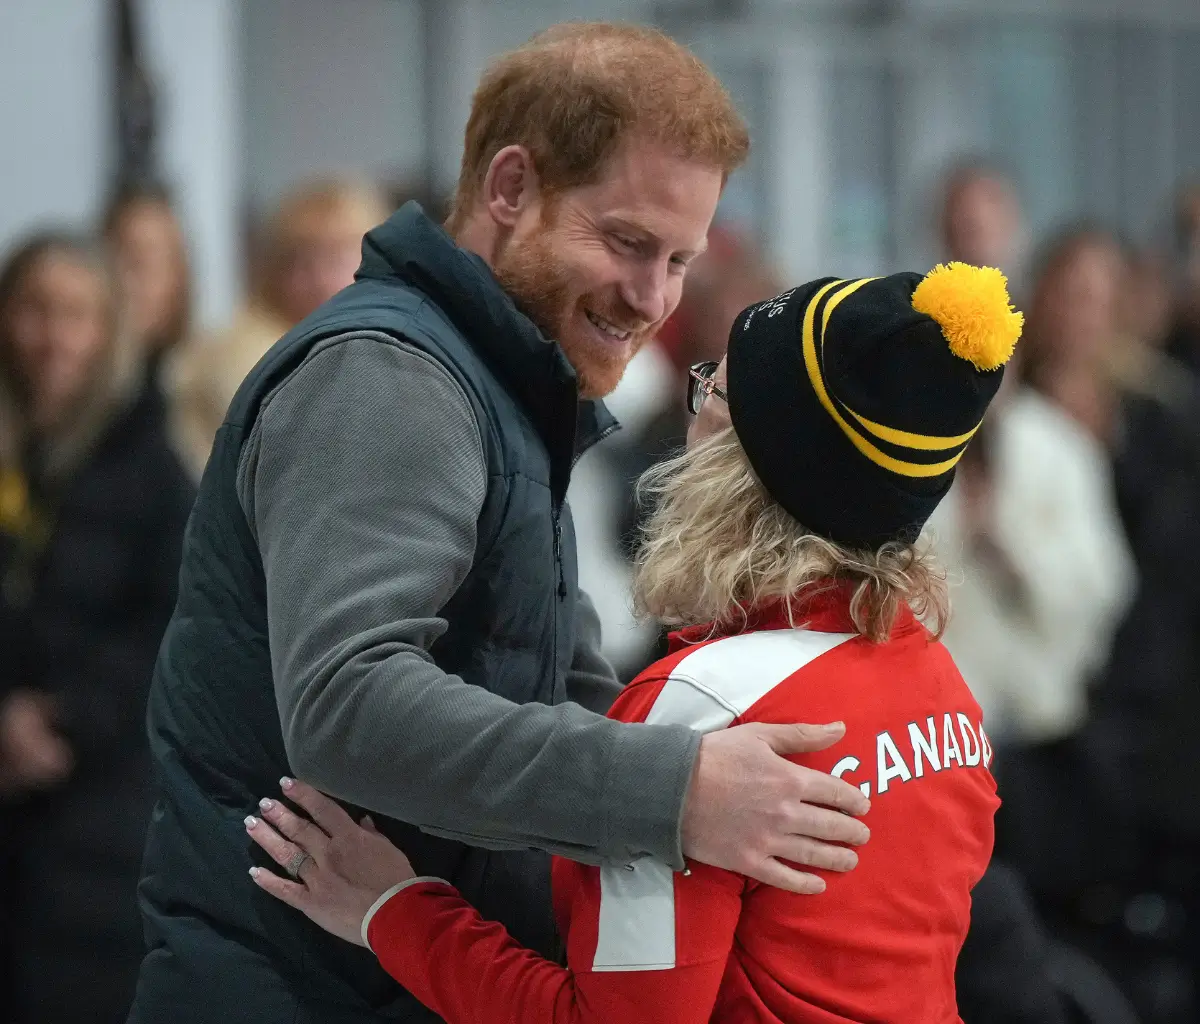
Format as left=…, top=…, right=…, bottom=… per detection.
left=361, top=876, right=454, bottom=949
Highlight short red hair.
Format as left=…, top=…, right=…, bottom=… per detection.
left=449, top=22, right=749, bottom=229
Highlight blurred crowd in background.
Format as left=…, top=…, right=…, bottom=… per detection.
left=3, top=1, right=1200, bottom=1023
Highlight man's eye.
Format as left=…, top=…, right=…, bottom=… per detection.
left=612, top=234, right=638, bottom=251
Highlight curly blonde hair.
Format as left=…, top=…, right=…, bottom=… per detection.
left=631, top=427, right=949, bottom=643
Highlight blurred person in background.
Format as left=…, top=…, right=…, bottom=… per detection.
left=921, top=231, right=1134, bottom=1021
left=1164, top=183, right=1200, bottom=375
left=924, top=338, right=1136, bottom=1003
left=956, top=861, right=1071, bottom=1024
left=940, top=161, right=1027, bottom=278
left=1109, top=242, right=1198, bottom=411
left=1024, top=226, right=1200, bottom=1022
left=1119, top=249, right=1174, bottom=355
left=0, top=233, right=194, bottom=1023
left=103, top=182, right=192, bottom=372
left=168, top=177, right=388, bottom=478
left=1024, top=229, right=1132, bottom=441
left=925, top=350, right=1133, bottom=751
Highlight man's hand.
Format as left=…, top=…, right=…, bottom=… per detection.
left=681, top=721, right=870, bottom=894
left=0, top=689, right=73, bottom=793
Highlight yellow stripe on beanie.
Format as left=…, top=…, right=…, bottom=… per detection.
left=846, top=408, right=980, bottom=452
left=799, top=265, right=1022, bottom=478
left=801, top=279, right=968, bottom=479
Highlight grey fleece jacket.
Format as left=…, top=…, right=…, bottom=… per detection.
left=235, top=331, right=698, bottom=867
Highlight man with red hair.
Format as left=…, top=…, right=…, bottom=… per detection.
left=128, top=23, right=869, bottom=1023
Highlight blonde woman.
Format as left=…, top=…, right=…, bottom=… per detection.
left=165, top=177, right=389, bottom=478
left=243, top=265, right=1020, bottom=1022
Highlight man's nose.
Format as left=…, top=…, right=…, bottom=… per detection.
left=618, top=262, right=669, bottom=327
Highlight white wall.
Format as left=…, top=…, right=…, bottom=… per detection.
left=241, top=0, right=426, bottom=210
left=240, top=0, right=655, bottom=209
left=141, top=0, right=242, bottom=328
left=0, top=1, right=108, bottom=254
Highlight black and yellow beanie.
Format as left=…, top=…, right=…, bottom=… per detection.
left=725, top=263, right=1023, bottom=550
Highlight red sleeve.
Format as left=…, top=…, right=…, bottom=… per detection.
left=366, top=659, right=745, bottom=1024
left=367, top=860, right=744, bottom=1024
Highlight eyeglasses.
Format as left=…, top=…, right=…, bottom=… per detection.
left=687, top=360, right=728, bottom=415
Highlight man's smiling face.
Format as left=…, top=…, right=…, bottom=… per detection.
left=493, top=136, right=723, bottom=399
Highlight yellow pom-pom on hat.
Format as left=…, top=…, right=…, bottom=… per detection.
left=911, top=261, right=1024, bottom=372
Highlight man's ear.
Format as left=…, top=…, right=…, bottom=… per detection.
left=482, top=145, right=540, bottom=228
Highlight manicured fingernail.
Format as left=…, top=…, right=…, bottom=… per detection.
left=259, top=798, right=274, bottom=812
left=280, top=777, right=294, bottom=790
left=249, top=867, right=260, bottom=879
left=826, top=721, right=845, bottom=730
left=244, top=815, right=257, bottom=829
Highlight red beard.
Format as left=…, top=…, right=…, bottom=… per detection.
left=493, top=230, right=651, bottom=399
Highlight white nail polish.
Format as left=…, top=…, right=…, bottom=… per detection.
left=244, top=816, right=257, bottom=829
left=259, top=798, right=274, bottom=812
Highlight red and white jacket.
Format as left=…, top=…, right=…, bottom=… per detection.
left=364, top=586, right=999, bottom=1023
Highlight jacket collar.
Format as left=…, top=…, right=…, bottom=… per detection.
left=668, top=581, right=921, bottom=652
left=357, top=203, right=618, bottom=497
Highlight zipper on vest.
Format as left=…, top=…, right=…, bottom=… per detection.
left=553, top=509, right=567, bottom=599
left=571, top=421, right=621, bottom=472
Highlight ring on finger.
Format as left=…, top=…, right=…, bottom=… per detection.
left=285, top=850, right=313, bottom=880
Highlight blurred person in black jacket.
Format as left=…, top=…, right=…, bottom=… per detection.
left=0, top=233, right=195, bottom=1024
left=1024, top=226, right=1200, bottom=1023
left=957, top=861, right=1069, bottom=1024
